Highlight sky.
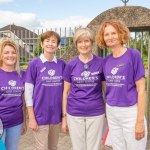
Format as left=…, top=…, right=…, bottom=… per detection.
left=0, top=0, right=150, bottom=30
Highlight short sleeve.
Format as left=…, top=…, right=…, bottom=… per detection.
left=20, top=70, right=26, bottom=83
left=63, top=63, right=71, bottom=83
left=62, top=60, right=66, bottom=71
left=132, top=50, right=145, bottom=81
left=25, top=60, right=37, bottom=85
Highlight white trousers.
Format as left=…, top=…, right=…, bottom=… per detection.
left=67, top=113, right=105, bottom=150
left=106, top=104, right=147, bottom=150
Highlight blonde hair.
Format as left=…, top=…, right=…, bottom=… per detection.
left=96, top=19, right=130, bottom=48
left=0, top=38, right=21, bottom=76
left=73, top=28, right=95, bottom=46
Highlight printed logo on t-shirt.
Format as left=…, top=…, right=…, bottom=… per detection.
left=106, top=65, right=126, bottom=87
left=40, top=67, right=46, bottom=72
left=0, top=80, right=24, bottom=97
left=8, top=80, right=16, bottom=86
left=73, top=70, right=99, bottom=87
left=48, top=69, right=55, bottom=76
left=91, top=71, right=99, bottom=75
left=41, top=69, right=62, bottom=87
left=111, top=67, right=119, bottom=75
left=81, top=71, right=90, bottom=77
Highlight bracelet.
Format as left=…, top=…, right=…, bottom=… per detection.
left=62, top=113, right=67, bottom=118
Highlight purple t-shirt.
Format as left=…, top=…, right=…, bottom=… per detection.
left=0, top=69, right=25, bottom=129
left=63, top=55, right=105, bottom=116
left=103, top=48, right=145, bottom=107
left=25, top=57, right=65, bottom=125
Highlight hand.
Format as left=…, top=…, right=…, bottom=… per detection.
left=135, top=122, right=145, bottom=140
left=62, top=117, right=69, bottom=133
left=21, top=121, right=27, bottom=135
left=29, top=118, right=39, bottom=131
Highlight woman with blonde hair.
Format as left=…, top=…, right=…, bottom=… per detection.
left=96, top=19, right=147, bottom=150
left=62, top=28, right=105, bottom=150
left=0, top=38, right=27, bottom=150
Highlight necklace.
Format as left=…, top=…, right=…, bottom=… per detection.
left=84, top=63, right=89, bottom=70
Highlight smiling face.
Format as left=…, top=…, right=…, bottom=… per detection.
left=103, top=24, right=121, bottom=48
left=41, top=36, right=58, bottom=55
left=76, top=37, right=92, bottom=55
left=1, top=45, right=17, bottom=68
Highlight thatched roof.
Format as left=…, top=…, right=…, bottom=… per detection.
left=87, top=6, right=150, bottom=32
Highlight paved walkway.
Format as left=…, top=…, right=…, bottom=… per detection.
left=19, top=129, right=72, bottom=150
left=18, top=127, right=112, bottom=150
left=18, top=127, right=149, bottom=150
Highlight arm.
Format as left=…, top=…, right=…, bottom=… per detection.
left=102, top=81, right=107, bottom=119
left=21, top=94, right=27, bottom=135
left=25, top=83, right=38, bottom=131
left=62, top=81, right=71, bottom=133
left=27, top=106, right=38, bottom=131
left=135, top=77, right=146, bottom=140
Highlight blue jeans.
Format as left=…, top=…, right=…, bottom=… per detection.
left=0, top=139, right=6, bottom=150
left=2, top=124, right=22, bottom=150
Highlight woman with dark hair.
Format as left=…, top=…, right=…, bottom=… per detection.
left=25, top=31, right=65, bottom=150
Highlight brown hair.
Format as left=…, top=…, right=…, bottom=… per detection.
left=0, top=38, right=20, bottom=76
left=96, top=19, right=130, bottom=48
left=40, top=31, right=60, bottom=46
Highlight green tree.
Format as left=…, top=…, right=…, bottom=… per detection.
left=129, top=32, right=149, bottom=69
left=34, top=39, right=43, bottom=57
